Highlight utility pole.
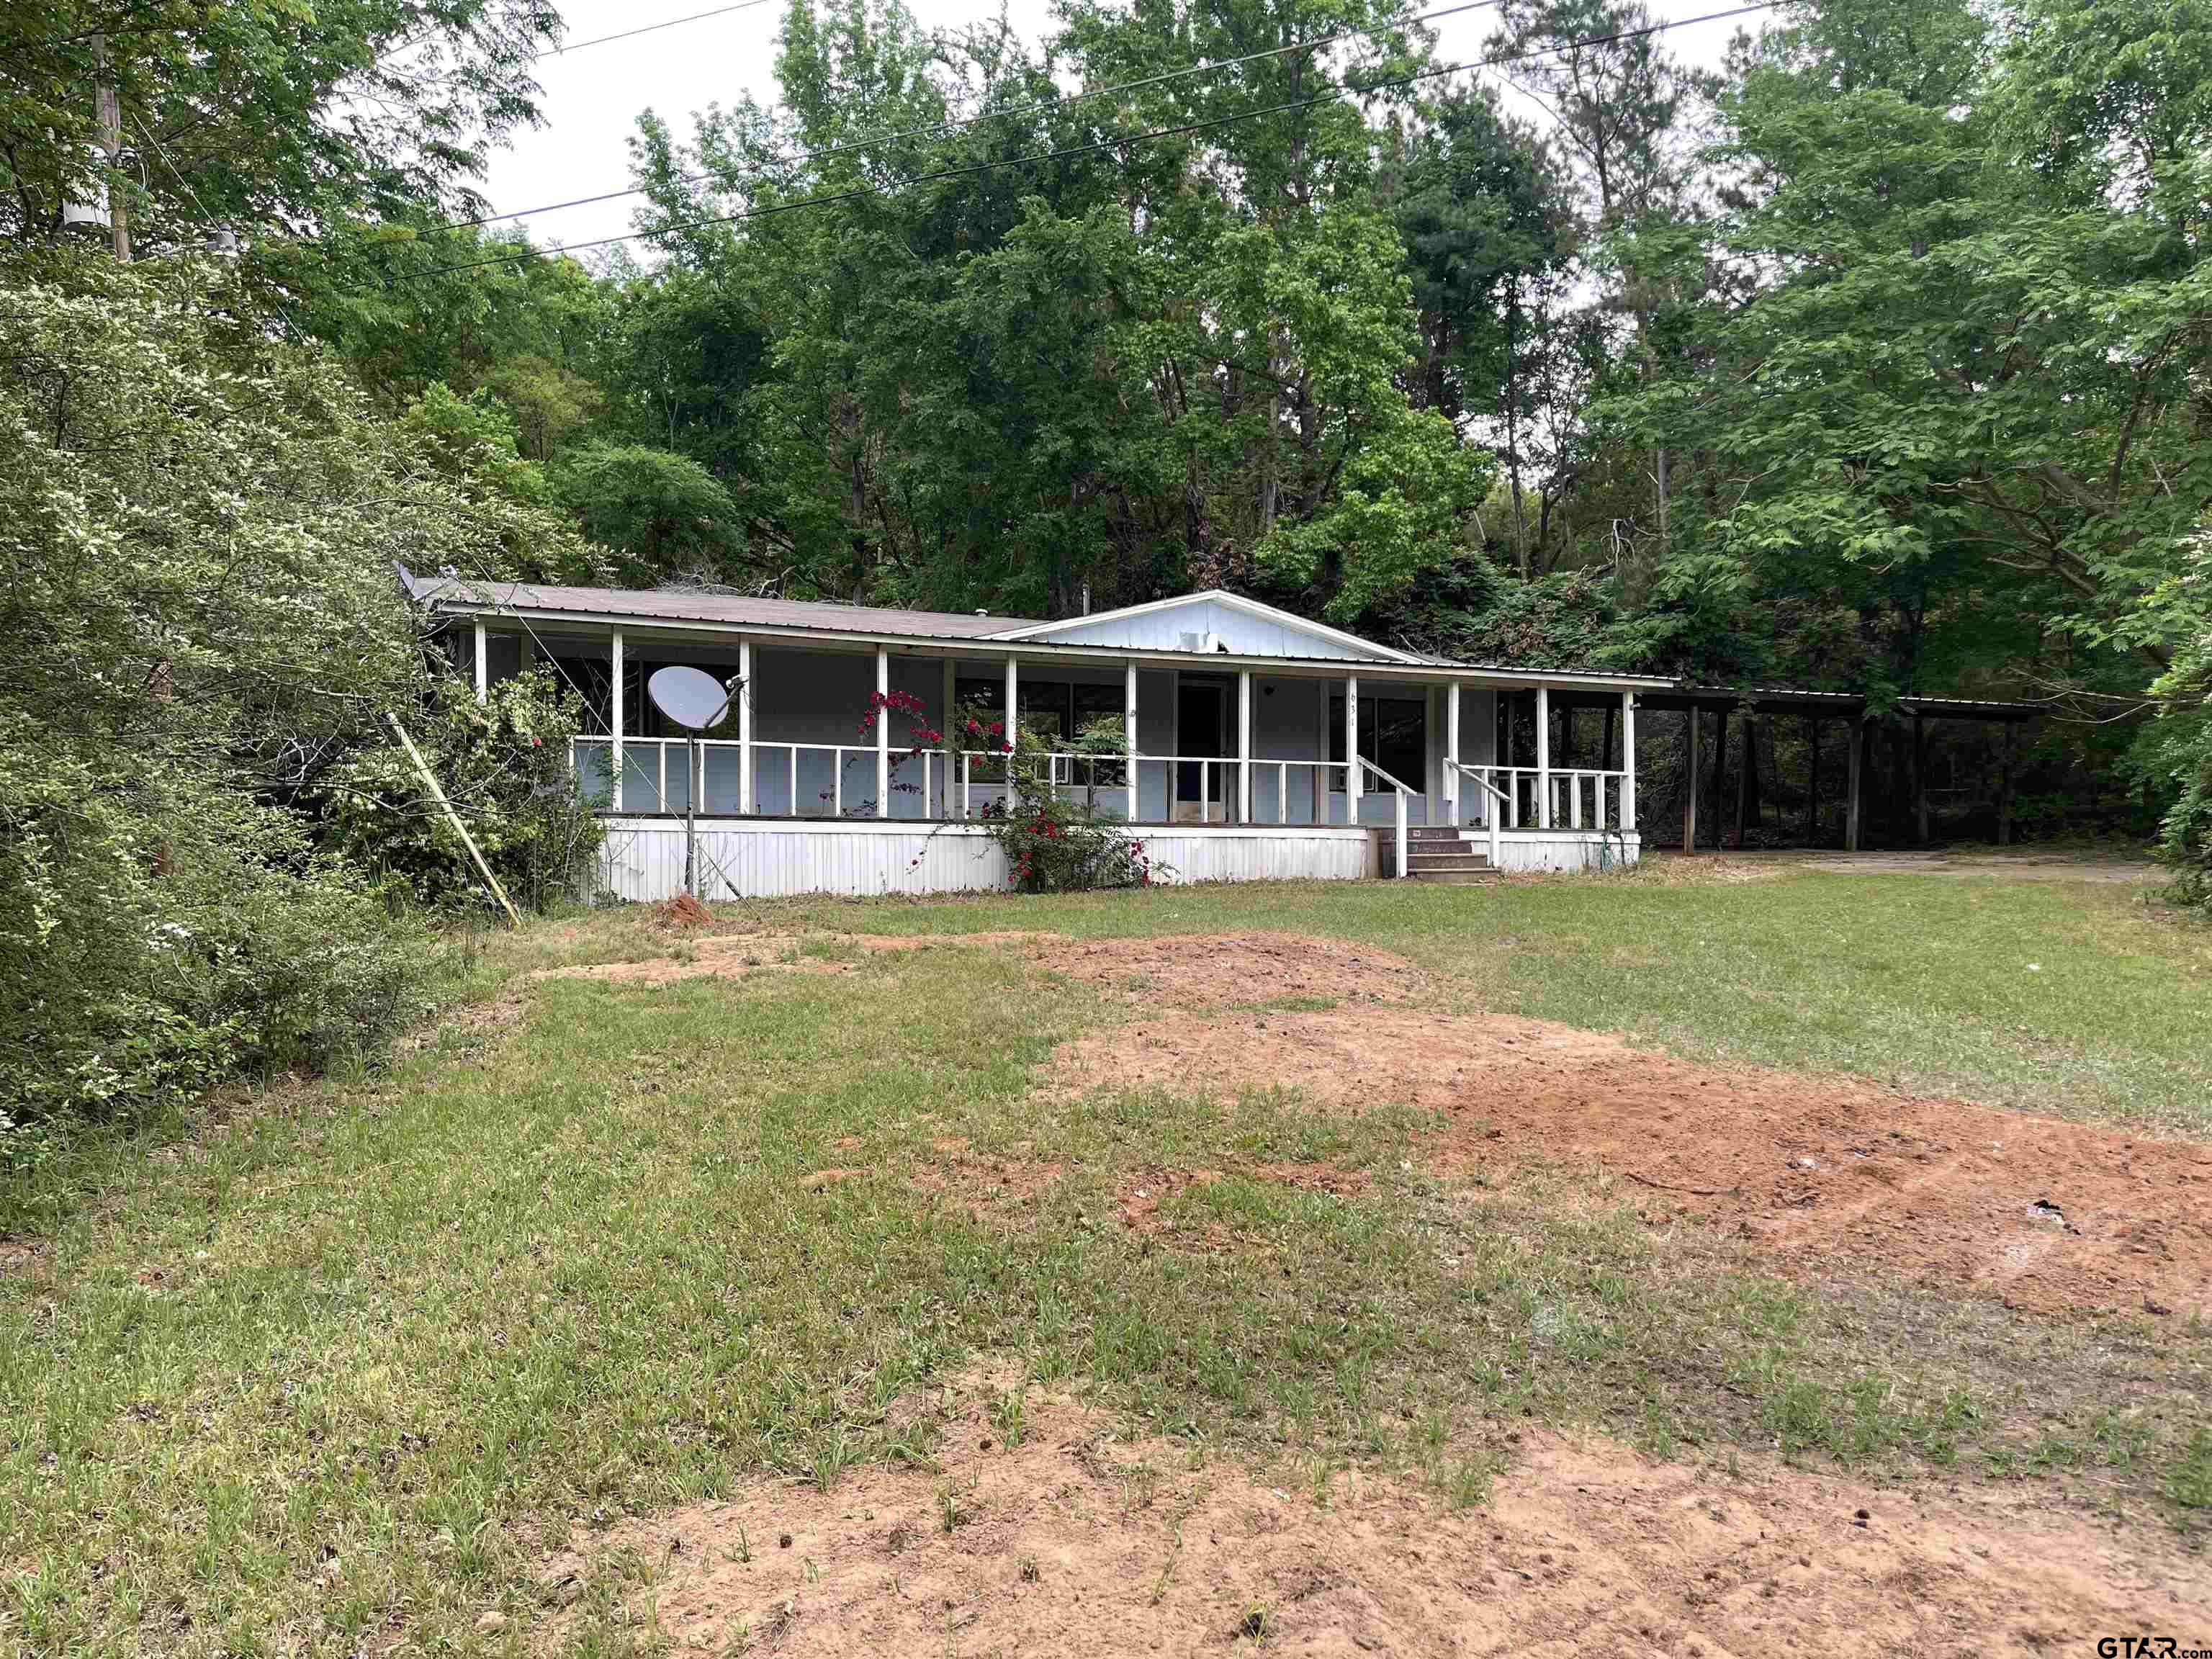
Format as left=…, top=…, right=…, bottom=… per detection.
left=93, top=35, right=130, bottom=261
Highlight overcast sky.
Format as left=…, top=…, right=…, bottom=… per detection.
left=475, top=0, right=1751, bottom=256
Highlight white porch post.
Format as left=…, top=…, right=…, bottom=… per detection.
left=1124, top=660, right=1139, bottom=821
left=1620, top=691, right=1637, bottom=830
left=874, top=646, right=891, bottom=817
left=1236, top=669, right=1252, bottom=824
left=1535, top=684, right=1552, bottom=830
left=1344, top=675, right=1362, bottom=823
left=1446, top=681, right=1462, bottom=824
left=610, top=629, right=625, bottom=812
left=737, top=639, right=754, bottom=814
left=472, top=621, right=487, bottom=703
left=1004, top=656, right=1017, bottom=750
left=942, top=658, right=958, bottom=819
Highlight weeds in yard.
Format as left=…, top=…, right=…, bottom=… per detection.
left=989, top=1390, right=1026, bottom=1449
left=0, top=882, right=2206, bottom=1654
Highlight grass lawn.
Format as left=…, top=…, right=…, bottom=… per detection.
left=2, top=867, right=2207, bottom=1655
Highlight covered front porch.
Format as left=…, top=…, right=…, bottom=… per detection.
left=465, top=619, right=1648, bottom=896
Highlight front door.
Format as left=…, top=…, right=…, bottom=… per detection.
left=1177, top=678, right=1228, bottom=817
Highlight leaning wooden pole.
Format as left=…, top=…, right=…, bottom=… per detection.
left=387, top=712, right=523, bottom=929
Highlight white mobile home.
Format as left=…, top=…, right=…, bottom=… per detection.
left=405, top=572, right=1660, bottom=900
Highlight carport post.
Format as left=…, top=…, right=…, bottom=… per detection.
left=1999, top=719, right=2017, bottom=846
left=1845, top=718, right=1863, bottom=853
left=1913, top=711, right=1929, bottom=845
left=1681, top=706, right=1700, bottom=851
left=1804, top=716, right=1820, bottom=843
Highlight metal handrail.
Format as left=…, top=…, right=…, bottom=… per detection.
left=1356, top=757, right=1414, bottom=879
left=1447, top=760, right=1509, bottom=868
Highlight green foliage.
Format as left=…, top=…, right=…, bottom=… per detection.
left=2136, top=534, right=2212, bottom=896
left=322, top=670, right=605, bottom=914
left=1444, top=570, right=1621, bottom=670
left=954, top=718, right=1156, bottom=893
left=553, top=441, right=752, bottom=585
left=1, top=0, right=555, bottom=251
left=0, top=253, right=589, bottom=1160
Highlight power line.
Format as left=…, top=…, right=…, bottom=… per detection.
left=444, top=0, right=1502, bottom=233
left=378, top=1, right=1774, bottom=286
left=376, top=0, right=782, bottom=73
left=531, top=0, right=783, bottom=59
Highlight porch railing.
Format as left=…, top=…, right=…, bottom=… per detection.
left=575, top=737, right=1402, bottom=828
left=1454, top=764, right=1627, bottom=834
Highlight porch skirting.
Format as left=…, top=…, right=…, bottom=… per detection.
left=1479, top=829, right=1642, bottom=875
left=592, top=817, right=1378, bottom=902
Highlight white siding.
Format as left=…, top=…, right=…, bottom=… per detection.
left=1020, top=596, right=1390, bottom=661
left=1488, top=830, right=1642, bottom=873
left=594, top=819, right=1372, bottom=900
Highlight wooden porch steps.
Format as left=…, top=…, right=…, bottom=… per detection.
left=1403, top=826, right=1499, bottom=885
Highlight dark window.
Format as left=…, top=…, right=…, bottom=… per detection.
left=956, top=678, right=1128, bottom=746
left=1329, top=694, right=1425, bottom=786
left=1072, top=681, right=1125, bottom=734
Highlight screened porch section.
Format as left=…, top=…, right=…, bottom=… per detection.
left=535, top=633, right=1638, bottom=837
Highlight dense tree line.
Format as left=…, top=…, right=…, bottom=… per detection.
left=1, top=0, right=2208, bottom=1156
left=266, top=0, right=2204, bottom=866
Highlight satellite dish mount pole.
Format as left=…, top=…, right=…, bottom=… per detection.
left=644, top=664, right=745, bottom=904
left=685, top=729, right=699, bottom=898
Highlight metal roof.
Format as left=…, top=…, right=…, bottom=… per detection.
left=392, top=567, right=1675, bottom=690
left=1637, top=685, right=2040, bottom=720
left=399, top=570, right=1038, bottom=641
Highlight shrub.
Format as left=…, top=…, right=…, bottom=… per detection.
left=320, top=667, right=603, bottom=914
left=2134, top=534, right=2212, bottom=903
left=961, top=714, right=1158, bottom=893
left=0, top=254, right=592, bottom=1166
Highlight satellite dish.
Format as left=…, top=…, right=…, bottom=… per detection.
left=648, top=665, right=738, bottom=732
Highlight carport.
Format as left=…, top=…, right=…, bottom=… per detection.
left=1632, top=688, right=2041, bottom=853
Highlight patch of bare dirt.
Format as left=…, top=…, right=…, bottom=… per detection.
left=909, top=1154, right=1066, bottom=1220
left=849, top=930, right=1061, bottom=954
left=1256, top=1160, right=1375, bottom=1199
left=1047, top=1002, right=2212, bottom=1321
left=1115, top=1166, right=1223, bottom=1233
left=526, top=930, right=1058, bottom=988
left=1112, top=1164, right=1373, bottom=1240
left=1034, top=931, right=1426, bottom=1008
left=0, top=1236, right=48, bottom=1275
left=530, top=941, right=853, bottom=987
left=538, top=1387, right=2204, bottom=1658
